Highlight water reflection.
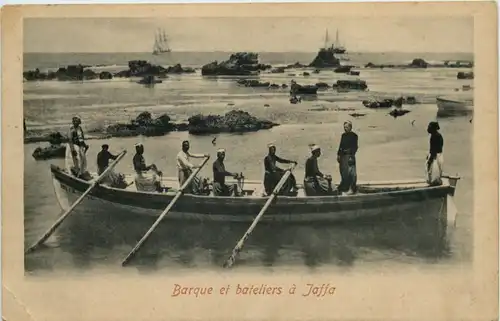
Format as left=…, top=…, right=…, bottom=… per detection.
left=25, top=203, right=451, bottom=272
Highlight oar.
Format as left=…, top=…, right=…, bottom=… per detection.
left=25, top=150, right=128, bottom=254
left=121, top=156, right=210, bottom=266
left=223, top=163, right=296, bottom=268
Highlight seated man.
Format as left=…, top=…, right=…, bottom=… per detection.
left=176, top=140, right=210, bottom=195
left=132, top=143, right=163, bottom=192
left=263, top=143, right=298, bottom=196
left=212, top=148, right=243, bottom=197
left=303, top=144, right=335, bottom=196
left=97, top=144, right=128, bottom=188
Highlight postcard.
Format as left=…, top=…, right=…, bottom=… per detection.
left=2, top=2, right=498, bottom=321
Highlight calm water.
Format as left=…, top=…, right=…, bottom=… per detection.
left=24, top=52, right=474, bottom=274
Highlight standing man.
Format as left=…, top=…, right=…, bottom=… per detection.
left=65, top=116, right=90, bottom=179
left=212, top=148, right=243, bottom=196
left=176, top=140, right=209, bottom=192
left=426, top=121, right=444, bottom=186
left=263, top=143, right=298, bottom=196
left=133, top=143, right=163, bottom=192
left=336, top=120, right=358, bottom=195
left=303, top=144, right=334, bottom=196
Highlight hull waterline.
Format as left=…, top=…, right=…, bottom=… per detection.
left=50, top=165, right=459, bottom=238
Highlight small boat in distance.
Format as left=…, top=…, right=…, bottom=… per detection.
left=153, top=28, right=171, bottom=55
left=436, top=96, right=474, bottom=117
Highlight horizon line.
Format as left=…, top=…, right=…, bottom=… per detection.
left=24, top=50, right=475, bottom=55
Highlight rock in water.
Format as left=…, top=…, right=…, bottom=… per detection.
left=457, top=71, right=474, bottom=79
left=308, top=48, right=341, bottom=68
left=333, top=79, right=368, bottom=91
left=187, top=110, right=279, bottom=134
left=32, top=145, right=66, bottom=160
left=99, top=71, right=113, bottom=80
left=409, top=58, right=428, bottom=68
left=106, top=112, right=175, bottom=137
left=334, top=66, right=353, bottom=73
left=201, top=52, right=271, bottom=76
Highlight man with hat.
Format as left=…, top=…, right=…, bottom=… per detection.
left=65, top=116, right=90, bottom=179
left=303, top=144, right=334, bottom=196
left=133, top=143, right=163, bottom=192
left=336, top=120, right=358, bottom=195
left=212, top=148, right=243, bottom=197
left=176, top=140, right=209, bottom=194
left=263, top=143, right=298, bottom=196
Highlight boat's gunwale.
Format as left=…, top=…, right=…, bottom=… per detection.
left=50, top=164, right=455, bottom=203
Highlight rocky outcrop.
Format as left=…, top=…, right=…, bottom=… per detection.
left=32, top=145, right=66, bottom=160
left=201, top=52, right=271, bottom=76
left=333, top=79, right=368, bottom=91
left=334, top=65, right=353, bottom=73
left=236, top=79, right=288, bottom=90
left=364, top=58, right=472, bottom=69
left=105, top=112, right=176, bottom=137
left=113, top=60, right=167, bottom=78
left=308, top=48, right=341, bottom=68
left=445, top=60, right=474, bottom=68
left=389, top=108, right=411, bottom=118
left=457, top=71, right=474, bottom=79
left=24, top=61, right=195, bottom=82
left=112, top=61, right=195, bottom=78
left=402, top=96, right=418, bottom=104
left=23, top=65, right=98, bottom=81
left=363, top=99, right=394, bottom=108
left=409, top=58, right=428, bottom=68
left=285, top=62, right=307, bottom=69
left=99, top=71, right=113, bottom=80
left=290, top=82, right=318, bottom=95
left=315, top=82, right=331, bottom=90
left=270, top=67, right=286, bottom=73
left=24, top=131, right=69, bottom=144
left=187, top=110, right=279, bottom=135
left=236, top=79, right=270, bottom=88
left=165, top=63, right=196, bottom=74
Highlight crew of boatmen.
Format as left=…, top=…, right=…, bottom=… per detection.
left=65, top=117, right=444, bottom=196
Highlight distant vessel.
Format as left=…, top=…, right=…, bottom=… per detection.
left=324, top=29, right=347, bottom=54
left=436, top=96, right=474, bottom=117
left=153, top=28, right=171, bottom=55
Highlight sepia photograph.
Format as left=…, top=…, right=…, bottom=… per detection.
left=2, top=2, right=498, bottom=320
left=21, top=14, right=476, bottom=272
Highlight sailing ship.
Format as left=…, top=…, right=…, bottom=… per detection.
left=324, top=29, right=347, bottom=54
left=153, top=28, right=171, bottom=55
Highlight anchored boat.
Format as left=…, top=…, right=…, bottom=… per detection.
left=50, top=165, right=459, bottom=229
left=436, top=96, right=474, bottom=117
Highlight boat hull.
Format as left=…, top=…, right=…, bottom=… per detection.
left=50, top=165, right=456, bottom=229
left=436, top=97, right=473, bottom=117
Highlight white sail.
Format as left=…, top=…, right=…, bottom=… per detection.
left=153, top=28, right=171, bottom=55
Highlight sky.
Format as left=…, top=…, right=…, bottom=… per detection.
left=24, top=17, right=474, bottom=53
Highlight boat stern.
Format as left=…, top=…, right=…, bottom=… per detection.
left=440, top=174, right=461, bottom=237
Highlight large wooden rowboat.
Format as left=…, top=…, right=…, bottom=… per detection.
left=50, top=164, right=460, bottom=231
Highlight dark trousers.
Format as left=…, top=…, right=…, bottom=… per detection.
left=338, top=155, right=357, bottom=193
left=264, top=169, right=296, bottom=196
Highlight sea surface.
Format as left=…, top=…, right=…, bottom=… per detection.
left=23, top=51, right=474, bottom=275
